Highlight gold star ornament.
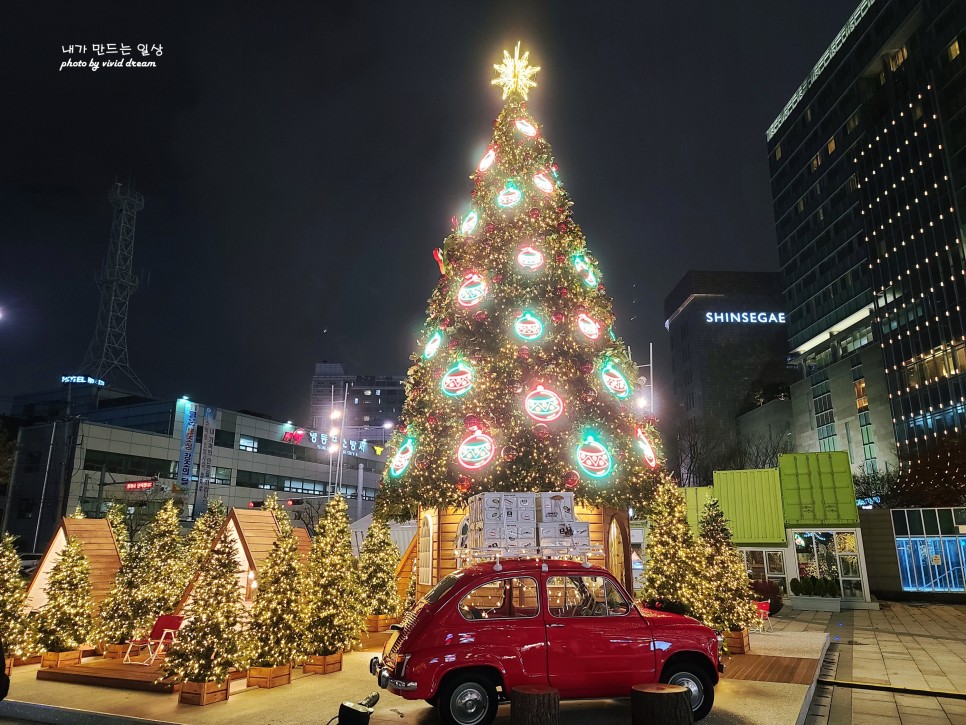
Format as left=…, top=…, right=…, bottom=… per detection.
left=492, top=42, right=540, bottom=101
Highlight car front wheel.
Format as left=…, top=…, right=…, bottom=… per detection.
left=437, top=671, right=498, bottom=725
left=662, top=661, right=715, bottom=721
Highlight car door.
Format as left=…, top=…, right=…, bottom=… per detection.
left=544, top=573, right=656, bottom=697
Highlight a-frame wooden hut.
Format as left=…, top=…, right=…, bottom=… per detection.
left=25, top=516, right=122, bottom=613
left=177, top=507, right=311, bottom=610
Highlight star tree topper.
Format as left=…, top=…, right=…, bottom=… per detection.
left=492, top=42, right=540, bottom=101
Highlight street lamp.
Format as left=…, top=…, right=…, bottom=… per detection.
left=330, top=410, right=342, bottom=420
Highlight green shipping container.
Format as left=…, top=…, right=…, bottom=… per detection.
left=682, top=486, right=713, bottom=533
left=711, top=469, right=786, bottom=545
left=778, top=452, right=858, bottom=526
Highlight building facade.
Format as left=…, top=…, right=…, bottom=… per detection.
left=309, top=362, right=405, bottom=441
left=3, top=389, right=386, bottom=552
left=767, top=0, right=966, bottom=471
left=664, top=271, right=793, bottom=484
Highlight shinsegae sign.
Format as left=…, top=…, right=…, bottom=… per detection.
left=705, top=312, right=786, bottom=324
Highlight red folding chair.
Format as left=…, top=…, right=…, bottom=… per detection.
left=754, top=601, right=772, bottom=632
left=123, top=614, right=184, bottom=665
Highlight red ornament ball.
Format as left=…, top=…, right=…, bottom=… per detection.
left=493, top=274, right=503, bottom=284
left=455, top=475, right=473, bottom=494
left=580, top=362, right=594, bottom=374
left=529, top=208, right=541, bottom=219
left=518, top=346, right=531, bottom=360
left=474, top=310, right=488, bottom=322
left=555, top=253, right=567, bottom=264
left=415, top=454, right=430, bottom=470
left=551, top=310, right=565, bottom=324
left=447, top=339, right=460, bottom=349
left=581, top=387, right=598, bottom=402
left=463, top=414, right=481, bottom=430
left=427, top=414, right=438, bottom=426
left=557, top=222, right=568, bottom=233
left=598, top=283, right=606, bottom=293
left=440, top=317, right=452, bottom=329
left=397, top=424, right=407, bottom=434
left=533, top=423, right=550, bottom=439
left=563, top=470, right=579, bottom=489
left=510, top=379, right=524, bottom=394
left=558, top=287, right=569, bottom=298
left=501, top=445, right=518, bottom=461
left=485, top=223, right=495, bottom=234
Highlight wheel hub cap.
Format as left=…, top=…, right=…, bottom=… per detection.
left=670, top=674, right=703, bottom=709
left=453, top=685, right=485, bottom=724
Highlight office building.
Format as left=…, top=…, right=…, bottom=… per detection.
left=664, top=271, right=793, bottom=484
left=2, top=383, right=386, bottom=553
left=309, top=362, right=406, bottom=440
left=767, top=0, right=966, bottom=469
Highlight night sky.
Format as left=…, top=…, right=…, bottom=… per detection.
left=1, top=1, right=854, bottom=424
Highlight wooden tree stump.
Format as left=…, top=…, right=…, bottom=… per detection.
left=631, top=683, right=694, bottom=725
left=510, top=685, right=560, bottom=725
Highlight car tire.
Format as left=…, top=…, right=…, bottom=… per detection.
left=662, top=661, right=715, bottom=721
left=437, top=671, right=498, bottom=725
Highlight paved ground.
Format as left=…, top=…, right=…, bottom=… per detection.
left=769, top=602, right=966, bottom=725
left=0, top=631, right=824, bottom=725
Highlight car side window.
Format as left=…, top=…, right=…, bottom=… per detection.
left=547, top=575, right=628, bottom=617
left=459, top=577, right=539, bottom=620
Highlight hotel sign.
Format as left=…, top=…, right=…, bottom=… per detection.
left=61, top=375, right=106, bottom=386
left=705, top=312, right=786, bottom=324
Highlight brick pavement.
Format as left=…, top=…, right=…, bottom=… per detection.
left=770, top=602, right=966, bottom=725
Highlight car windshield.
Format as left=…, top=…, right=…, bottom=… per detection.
left=423, top=572, right=464, bottom=604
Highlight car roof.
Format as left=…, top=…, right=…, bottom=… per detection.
left=458, top=558, right=614, bottom=578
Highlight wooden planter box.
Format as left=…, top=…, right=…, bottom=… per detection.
left=366, top=614, right=399, bottom=633
left=4, top=657, right=12, bottom=677
left=103, top=643, right=127, bottom=660
left=723, top=628, right=750, bottom=655
left=179, top=679, right=230, bottom=706
left=789, top=595, right=841, bottom=613
left=13, top=655, right=42, bottom=666
left=247, top=663, right=292, bottom=689
left=40, top=650, right=82, bottom=669
left=303, top=652, right=342, bottom=675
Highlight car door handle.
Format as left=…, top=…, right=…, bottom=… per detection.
left=548, top=624, right=565, bottom=628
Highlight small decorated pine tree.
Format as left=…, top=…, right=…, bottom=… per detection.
left=698, top=499, right=759, bottom=633
left=302, top=496, right=366, bottom=656
left=263, top=493, right=292, bottom=536
left=0, top=533, right=37, bottom=659
left=96, top=499, right=188, bottom=645
left=402, top=575, right=417, bottom=613
left=105, top=501, right=130, bottom=564
left=35, top=537, right=93, bottom=653
left=185, top=499, right=226, bottom=572
left=642, top=482, right=708, bottom=618
left=359, top=518, right=401, bottom=618
left=163, top=534, right=243, bottom=684
left=70, top=505, right=86, bottom=518
left=244, top=528, right=303, bottom=669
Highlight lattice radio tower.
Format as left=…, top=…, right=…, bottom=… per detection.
left=80, top=181, right=151, bottom=396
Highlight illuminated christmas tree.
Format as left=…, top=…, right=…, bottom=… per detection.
left=302, top=496, right=365, bottom=655
left=642, top=482, right=709, bottom=618
left=96, top=499, right=188, bottom=644
left=35, top=537, right=93, bottom=652
left=105, top=501, right=130, bottom=563
left=244, top=527, right=302, bottom=668
left=359, top=518, right=401, bottom=617
left=262, top=493, right=293, bottom=536
left=0, top=533, right=37, bottom=658
left=185, top=499, right=227, bottom=571
left=163, top=534, right=242, bottom=684
left=376, top=44, right=669, bottom=519
left=698, top=499, right=758, bottom=632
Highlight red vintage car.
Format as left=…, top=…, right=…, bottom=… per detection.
left=371, top=559, right=722, bottom=725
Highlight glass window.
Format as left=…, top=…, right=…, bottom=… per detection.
left=938, top=509, right=955, bottom=535
left=835, top=532, right=858, bottom=553
left=239, top=435, right=258, bottom=452
left=795, top=532, right=817, bottom=579
left=459, top=577, right=539, bottom=620
left=950, top=40, right=961, bottom=61
left=923, top=510, right=940, bottom=535
left=908, top=510, right=925, bottom=535
left=766, top=551, right=785, bottom=575
left=893, top=510, right=909, bottom=535
left=839, top=554, right=861, bottom=578
left=418, top=515, right=433, bottom=586
left=745, top=550, right=765, bottom=579
left=424, top=572, right=463, bottom=604
left=547, top=575, right=622, bottom=618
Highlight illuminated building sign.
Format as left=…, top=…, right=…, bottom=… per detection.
left=124, top=480, right=155, bottom=492
left=61, top=375, right=106, bottom=386
left=281, top=428, right=306, bottom=445
left=705, top=312, right=786, bottom=324
left=306, top=429, right=370, bottom=456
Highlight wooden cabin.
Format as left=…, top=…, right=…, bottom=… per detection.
left=25, top=516, right=122, bottom=613
left=413, top=503, right=632, bottom=599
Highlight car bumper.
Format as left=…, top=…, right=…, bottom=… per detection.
left=370, top=657, right=417, bottom=692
